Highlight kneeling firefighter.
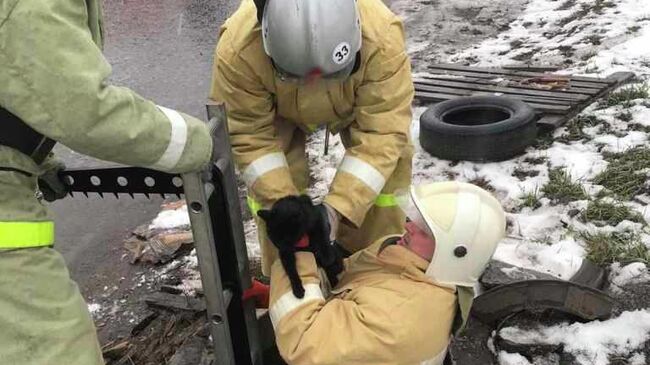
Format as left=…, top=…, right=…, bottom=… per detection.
left=0, top=1, right=216, bottom=364
left=210, top=0, right=415, bottom=275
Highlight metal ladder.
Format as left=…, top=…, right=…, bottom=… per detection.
left=182, top=102, right=275, bottom=365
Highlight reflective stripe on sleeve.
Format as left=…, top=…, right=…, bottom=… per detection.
left=338, top=156, right=386, bottom=194
left=269, top=283, right=324, bottom=330
left=151, top=106, right=188, bottom=170
left=242, top=153, right=288, bottom=188
left=0, top=221, right=55, bottom=248
left=247, top=195, right=263, bottom=215
left=375, top=193, right=397, bottom=207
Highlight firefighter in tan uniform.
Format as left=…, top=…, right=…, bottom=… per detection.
left=210, top=0, right=414, bottom=275
left=268, top=182, right=506, bottom=365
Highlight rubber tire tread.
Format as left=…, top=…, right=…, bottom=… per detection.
left=419, top=96, right=537, bottom=161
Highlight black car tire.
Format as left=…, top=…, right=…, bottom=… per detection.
left=419, top=96, right=537, bottom=161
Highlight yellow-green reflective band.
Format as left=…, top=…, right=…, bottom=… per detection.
left=0, top=221, right=55, bottom=248
left=247, top=196, right=262, bottom=215
left=375, top=193, right=397, bottom=207
left=249, top=193, right=395, bottom=213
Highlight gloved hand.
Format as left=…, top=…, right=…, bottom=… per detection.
left=242, top=279, right=270, bottom=308
left=37, top=157, right=68, bottom=202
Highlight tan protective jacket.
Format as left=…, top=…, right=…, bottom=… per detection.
left=269, top=239, right=456, bottom=365
left=210, top=0, right=414, bottom=227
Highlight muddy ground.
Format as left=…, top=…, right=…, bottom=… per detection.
left=389, top=0, right=528, bottom=71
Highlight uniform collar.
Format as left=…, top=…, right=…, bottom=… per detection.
left=377, top=242, right=430, bottom=273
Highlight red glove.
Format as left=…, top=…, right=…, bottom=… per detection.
left=242, top=279, right=270, bottom=308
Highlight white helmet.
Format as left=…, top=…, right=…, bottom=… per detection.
left=398, top=182, right=506, bottom=288
left=256, top=0, right=362, bottom=79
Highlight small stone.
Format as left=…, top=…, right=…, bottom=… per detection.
left=567, top=209, right=580, bottom=217
left=480, top=260, right=558, bottom=289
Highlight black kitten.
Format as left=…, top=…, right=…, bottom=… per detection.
left=258, top=195, right=344, bottom=298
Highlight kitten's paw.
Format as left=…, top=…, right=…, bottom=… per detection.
left=292, top=285, right=305, bottom=298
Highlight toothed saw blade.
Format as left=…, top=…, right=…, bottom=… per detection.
left=60, top=167, right=184, bottom=198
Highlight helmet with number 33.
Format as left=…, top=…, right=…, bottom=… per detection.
left=256, top=0, right=362, bottom=80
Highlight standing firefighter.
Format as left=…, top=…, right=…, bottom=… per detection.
left=0, top=1, right=214, bottom=364
left=210, top=0, right=415, bottom=275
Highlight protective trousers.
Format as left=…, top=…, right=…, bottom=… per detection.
left=251, top=118, right=412, bottom=275
left=0, top=248, right=104, bottom=365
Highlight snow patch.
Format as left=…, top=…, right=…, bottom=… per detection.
left=499, top=310, right=650, bottom=365
left=149, top=205, right=190, bottom=230
left=545, top=142, right=607, bottom=181
left=498, top=351, right=532, bottom=365
left=592, top=131, right=649, bottom=153
left=629, top=352, right=647, bottom=365
left=87, top=303, right=102, bottom=317
left=244, top=219, right=261, bottom=259
left=494, top=236, right=584, bottom=279
left=609, top=262, right=650, bottom=290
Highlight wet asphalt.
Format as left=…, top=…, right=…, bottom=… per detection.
left=52, top=0, right=238, bottom=308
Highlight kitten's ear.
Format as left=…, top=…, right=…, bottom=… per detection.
left=257, top=209, right=272, bottom=222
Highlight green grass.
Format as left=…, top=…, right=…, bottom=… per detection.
left=542, top=168, right=588, bottom=204
left=602, top=83, right=650, bottom=108
left=628, top=123, right=650, bottom=133
left=556, top=114, right=608, bottom=142
left=580, top=51, right=598, bottom=61
left=627, top=25, right=642, bottom=34
left=581, top=200, right=646, bottom=226
left=616, top=111, right=633, bottom=122
left=583, top=34, right=603, bottom=46
left=557, top=0, right=615, bottom=27
left=524, top=156, right=548, bottom=165
left=519, top=189, right=542, bottom=209
left=580, top=231, right=650, bottom=265
left=513, top=167, right=540, bottom=181
left=468, top=177, right=495, bottom=192
left=592, top=147, right=650, bottom=199
left=533, top=132, right=555, bottom=149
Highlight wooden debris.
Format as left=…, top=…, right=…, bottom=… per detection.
left=162, top=200, right=186, bottom=211
left=160, top=284, right=184, bottom=295
left=145, top=292, right=206, bottom=313
left=102, top=340, right=130, bottom=360
left=125, top=231, right=193, bottom=264
left=519, top=75, right=571, bottom=90
left=167, top=337, right=206, bottom=365
left=131, top=311, right=160, bottom=336
left=503, top=65, right=560, bottom=72
left=414, top=63, right=634, bottom=130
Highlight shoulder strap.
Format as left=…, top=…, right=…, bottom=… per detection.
left=0, top=107, right=55, bottom=164
left=452, top=286, right=475, bottom=336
